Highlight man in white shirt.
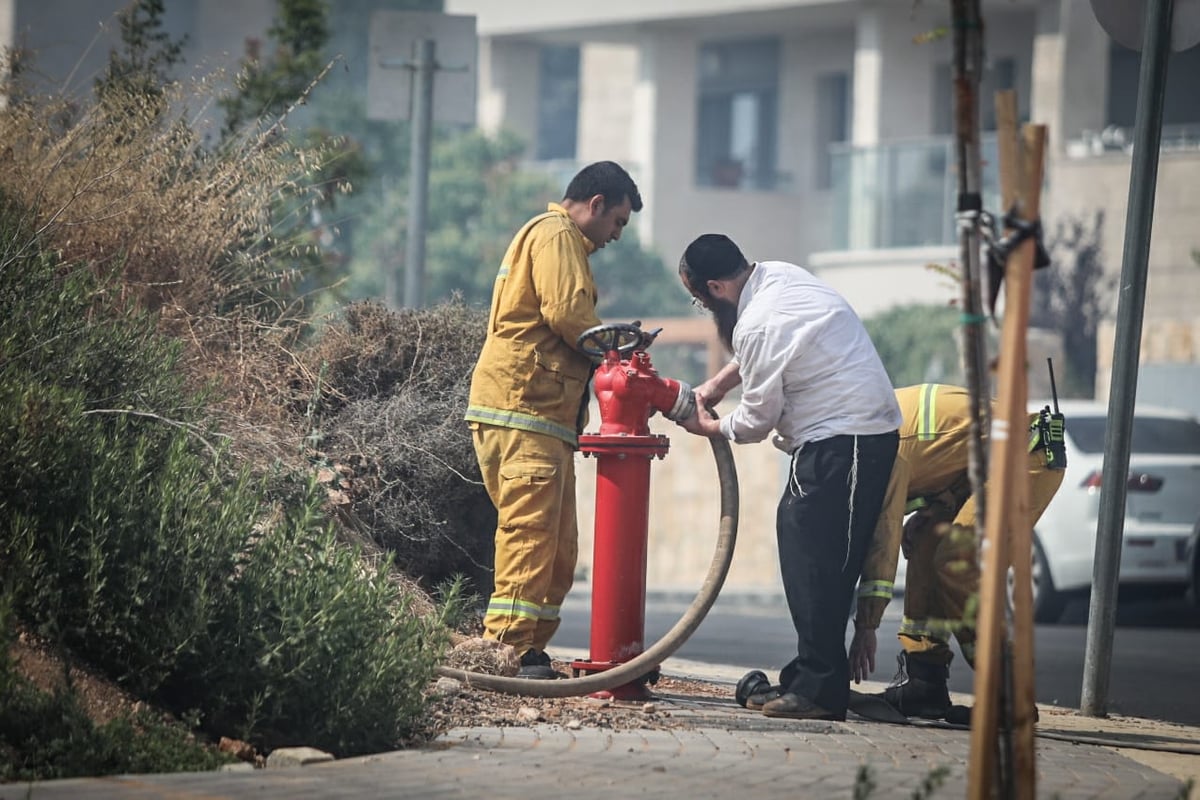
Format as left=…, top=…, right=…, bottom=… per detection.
left=676, top=233, right=901, bottom=721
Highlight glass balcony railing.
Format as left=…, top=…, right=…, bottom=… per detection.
left=829, top=134, right=999, bottom=251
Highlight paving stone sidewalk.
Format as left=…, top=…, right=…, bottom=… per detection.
left=11, top=682, right=1194, bottom=800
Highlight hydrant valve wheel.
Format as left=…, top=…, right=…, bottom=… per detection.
left=578, top=323, right=649, bottom=358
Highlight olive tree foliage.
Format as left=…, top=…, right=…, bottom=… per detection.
left=864, top=303, right=967, bottom=388
left=217, top=0, right=333, bottom=138
left=1029, top=210, right=1115, bottom=398
left=593, top=231, right=692, bottom=320
left=94, top=0, right=186, bottom=110
left=215, top=0, right=369, bottom=304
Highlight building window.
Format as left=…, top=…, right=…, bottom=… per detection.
left=537, top=45, right=580, bottom=161
left=695, top=38, right=780, bottom=190
left=815, top=72, right=851, bottom=189
left=932, top=56, right=1017, bottom=134
left=1107, top=42, right=1200, bottom=131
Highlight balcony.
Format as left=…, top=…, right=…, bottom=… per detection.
left=829, top=134, right=1000, bottom=251
left=1065, top=124, right=1200, bottom=159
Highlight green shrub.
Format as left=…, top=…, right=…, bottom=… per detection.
left=0, top=195, right=446, bottom=756
left=0, top=598, right=233, bottom=781
left=0, top=682, right=235, bottom=781
left=0, top=201, right=247, bottom=692
left=863, top=303, right=972, bottom=388
left=1, top=31, right=468, bottom=759
left=173, top=484, right=447, bottom=755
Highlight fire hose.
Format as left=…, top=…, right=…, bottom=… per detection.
left=434, top=433, right=738, bottom=698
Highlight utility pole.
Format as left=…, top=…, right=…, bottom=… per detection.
left=368, top=11, right=477, bottom=309
left=1081, top=0, right=1177, bottom=718
left=403, top=38, right=436, bottom=310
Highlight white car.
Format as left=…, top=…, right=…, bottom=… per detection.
left=1029, top=400, right=1200, bottom=623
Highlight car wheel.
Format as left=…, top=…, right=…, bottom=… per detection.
left=1030, top=537, right=1067, bottom=624
left=1008, top=536, right=1067, bottom=624
left=1188, top=530, right=1200, bottom=609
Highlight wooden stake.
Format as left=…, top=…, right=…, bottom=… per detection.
left=967, top=89, right=1047, bottom=799
left=1009, top=115, right=1044, bottom=800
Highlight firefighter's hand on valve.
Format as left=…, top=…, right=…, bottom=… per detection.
left=849, top=624, right=877, bottom=683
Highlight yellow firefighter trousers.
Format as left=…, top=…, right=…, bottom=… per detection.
left=472, top=422, right=579, bottom=655
left=901, top=450, right=1064, bottom=666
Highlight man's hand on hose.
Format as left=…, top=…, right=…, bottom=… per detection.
left=676, top=403, right=721, bottom=437
left=694, top=381, right=724, bottom=410
left=849, top=625, right=877, bottom=683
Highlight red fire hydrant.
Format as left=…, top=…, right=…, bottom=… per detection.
left=570, top=323, right=695, bottom=700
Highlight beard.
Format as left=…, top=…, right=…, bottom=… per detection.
left=710, top=297, right=738, bottom=353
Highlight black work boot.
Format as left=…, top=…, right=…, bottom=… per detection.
left=517, top=649, right=559, bottom=680
left=877, top=652, right=952, bottom=720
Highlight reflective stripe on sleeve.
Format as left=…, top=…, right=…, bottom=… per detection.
left=856, top=580, right=894, bottom=600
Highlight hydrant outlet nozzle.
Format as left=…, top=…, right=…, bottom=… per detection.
left=663, top=381, right=696, bottom=422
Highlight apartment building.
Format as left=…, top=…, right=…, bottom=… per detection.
left=447, top=0, right=1200, bottom=401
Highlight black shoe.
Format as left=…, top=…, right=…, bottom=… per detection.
left=516, top=649, right=559, bottom=680
left=877, top=653, right=952, bottom=720
left=761, top=692, right=842, bottom=721
left=735, top=670, right=769, bottom=708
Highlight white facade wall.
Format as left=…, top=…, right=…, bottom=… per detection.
left=476, top=37, right=540, bottom=150
left=1053, top=153, right=1200, bottom=327
left=577, top=43, right=639, bottom=168
left=1, top=0, right=270, bottom=99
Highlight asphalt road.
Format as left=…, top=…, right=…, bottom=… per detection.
left=554, top=591, right=1200, bottom=725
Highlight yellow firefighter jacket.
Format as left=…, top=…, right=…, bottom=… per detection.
left=855, top=384, right=1041, bottom=628
left=465, top=203, right=602, bottom=446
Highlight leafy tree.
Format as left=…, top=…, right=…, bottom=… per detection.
left=1030, top=210, right=1115, bottom=397
left=215, top=0, right=365, bottom=306
left=218, top=0, right=332, bottom=138
left=348, top=126, right=688, bottom=315
left=94, top=0, right=187, bottom=109
left=593, top=229, right=691, bottom=319
left=864, top=303, right=966, bottom=388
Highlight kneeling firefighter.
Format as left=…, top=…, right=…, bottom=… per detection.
left=848, top=383, right=1066, bottom=721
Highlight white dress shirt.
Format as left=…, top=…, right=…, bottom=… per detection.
left=718, top=260, right=902, bottom=453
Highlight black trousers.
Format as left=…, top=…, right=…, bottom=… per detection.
left=776, top=430, right=898, bottom=717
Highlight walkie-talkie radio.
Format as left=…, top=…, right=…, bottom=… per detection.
left=1037, top=358, right=1067, bottom=471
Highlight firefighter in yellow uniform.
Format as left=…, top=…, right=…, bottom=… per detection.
left=849, top=383, right=1066, bottom=718
left=465, top=161, right=642, bottom=679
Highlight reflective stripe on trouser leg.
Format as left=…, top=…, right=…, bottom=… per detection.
left=912, top=450, right=1063, bottom=668
left=473, top=424, right=577, bottom=654
left=533, top=449, right=577, bottom=651
left=900, top=498, right=977, bottom=666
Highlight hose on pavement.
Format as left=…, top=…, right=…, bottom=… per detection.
left=434, top=434, right=739, bottom=697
